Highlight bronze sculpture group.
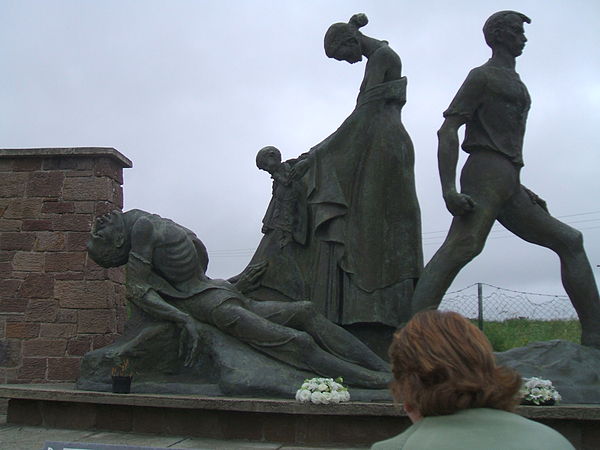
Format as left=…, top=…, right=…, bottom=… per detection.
left=79, top=11, right=600, bottom=397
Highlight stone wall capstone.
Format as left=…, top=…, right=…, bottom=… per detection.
left=0, top=148, right=132, bottom=383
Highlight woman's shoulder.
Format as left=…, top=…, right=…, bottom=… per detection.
left=370, top=42, right=400, bottom=62
left=370, top=422, right=420, bottom=450
left=422, top=409, right=575, bottom=449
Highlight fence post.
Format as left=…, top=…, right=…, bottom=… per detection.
left=477, top=283, right=484, bottom=331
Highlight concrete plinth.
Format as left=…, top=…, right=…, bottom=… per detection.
left=1, top=384, right=599, bottom=448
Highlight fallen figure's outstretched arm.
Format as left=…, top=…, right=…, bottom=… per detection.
left=132, top=290, right=201, bottom=367
left=127, top=254, right=202, bottom=367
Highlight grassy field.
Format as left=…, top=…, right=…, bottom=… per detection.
left=471, top=319, right=581, bottom=352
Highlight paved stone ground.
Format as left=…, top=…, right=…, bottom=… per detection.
left=0, top=423, right=369, bottom=450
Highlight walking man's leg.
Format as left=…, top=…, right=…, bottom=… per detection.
left=498, top=187, right=600, bottom=347
left=411, top=152, right=519, bottom=315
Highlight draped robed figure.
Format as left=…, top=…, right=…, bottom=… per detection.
left=245, top=13, right=422, bottom=328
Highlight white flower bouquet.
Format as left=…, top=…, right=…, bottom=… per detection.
left=520, top=377, right=562, bottom=406
left=295, top=377, right=350, bottom=404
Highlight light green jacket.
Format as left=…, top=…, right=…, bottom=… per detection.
left=371, top=408, right=574, bottom=450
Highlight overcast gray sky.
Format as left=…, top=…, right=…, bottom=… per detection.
left=2, top=0, right=599, bottom=297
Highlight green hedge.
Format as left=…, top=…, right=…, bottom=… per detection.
left=471, top=319, right=580, bottom=352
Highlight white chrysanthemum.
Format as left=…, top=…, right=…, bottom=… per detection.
left=295, top=377, right=351, bottom=403
left=330, top=391, right=341, bottom=403
left=296, top=389, right=312, bottom=403
left=311, top=391, right=324, bottom=404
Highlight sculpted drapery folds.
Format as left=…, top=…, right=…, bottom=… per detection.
left=245, top=14, right=423, bottom=327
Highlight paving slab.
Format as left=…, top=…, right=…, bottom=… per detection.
left=0, top=424, right=369, bottom=450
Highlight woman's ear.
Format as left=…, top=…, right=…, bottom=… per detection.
left=403, top=402, right=423, bottom=424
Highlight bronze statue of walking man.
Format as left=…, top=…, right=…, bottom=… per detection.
left=411, top=11, right=600, bottom=348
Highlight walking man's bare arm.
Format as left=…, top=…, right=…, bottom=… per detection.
left=438, top=115, right=475, bottom=216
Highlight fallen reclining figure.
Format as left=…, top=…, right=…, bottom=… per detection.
left=84, top=209, right=390, bottom=394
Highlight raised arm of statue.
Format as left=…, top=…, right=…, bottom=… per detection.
left=289, top=151, right=314, bottom=180
left=232, top=261, right=268, bottom=294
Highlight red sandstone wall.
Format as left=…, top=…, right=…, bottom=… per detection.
left=0, top=148, right=131, bottom=383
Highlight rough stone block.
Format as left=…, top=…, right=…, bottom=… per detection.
left=53, top=214, right=92, bottom=232
left=0, top=279, right=22, bottom=298
left=25, top=299, right=58, bottom=322
left=94, top=157, right=124, bottom=184
left=3, top=198, right=43, bottom=219
left=5, top=322, right=40, bottom=339
left=55, top=280, right=112, bottom=309
left=0, top=297, right=27, bottom=313
left=18, top=273, right=53, bottom=298
left=26, top=172, right=65, bottom=197
left=65, top=169, right=93, bottom=177
left=54, top=272, right=84, bottom=280
left=94, top=201, right=116, bottom=216
left=0, top=339, right=22, bottom=367
left=63, top=177, right=112, bottom=201
left=65, top=232, right=90, bottom=251
left=3, top=367, right=18, bottom=382
left=0, top=159, right=13, bottom=171
left=18, top=357, right=47, bottom=380
left=42, top=156, right=93, bottom=171
left=13, top=159, right=42, bottom=171
left=40, top=323, right=76, bottom=338
left=11, top=252, right=44, bottom=272
left=23, top=339, right=67, bottom=357
left=45, top=252, right=85, bottom=272
left=0, top=262, right=11, bottom=277
left=0, top=250, right=14, bottom=263
left=0, top=172, right=28, bottom=197
left=74, top=201, right=95, bottom=213
left=56, top=308, right=78, bottom=323
left=0, top=232, right=35, bottom=251
left=34, top=232, right=65, bottom=251
left=10, top=271, right=28, bottom=280
left=22, top=219, right=53, bottom=231
left=0, top=219, right=22, bottom=232
left=112, top=182, right=124, bottom=208
left=108, top=267, right=126, bottom=284
left=78, top=309, right=115, bottom=334
left=83, top=266, right=108, bottom=280
left=67, top=336, right=91, bottom=356
left=41, top=200, right=75, bottom=214
left=92, top=333, right=117, bottom=349
left=47, top=357, right=80, bottom=381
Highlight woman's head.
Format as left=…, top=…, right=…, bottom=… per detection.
left=324, top=13, right=368, bottom=63
left=389, top=310, right=521, bottom=417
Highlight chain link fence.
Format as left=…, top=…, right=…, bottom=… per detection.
left=439, top=283, right=578, bottom=322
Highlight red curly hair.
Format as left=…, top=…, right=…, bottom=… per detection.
left=389, top=310, right=522, bottom=416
